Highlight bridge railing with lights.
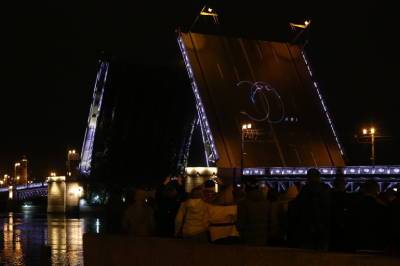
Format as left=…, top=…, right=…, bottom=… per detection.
left=242, top=166, right=400, bottom=192
left=0, top=182, right=48, bottom=194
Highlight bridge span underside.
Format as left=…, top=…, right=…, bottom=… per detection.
left=179, top=32, right=344, bottom=168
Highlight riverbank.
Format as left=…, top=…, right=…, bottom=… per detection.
left=84, top=234, right=400, bottom=266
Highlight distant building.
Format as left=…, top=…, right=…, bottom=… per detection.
left=15, top=156, right=28, bottom=185
left=67, top=150, right=80, bottom=178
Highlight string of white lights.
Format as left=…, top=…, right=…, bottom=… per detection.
left=301, top=52, right=344, bottom=156
left=79, top=62, right=109, bottom=174
left=242, top=166, right=400, bottom=176
left=177, top=35, right=219, bottom=164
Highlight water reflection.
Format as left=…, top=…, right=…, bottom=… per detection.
left=1, top=213, right=24, bottom=265
left=0, top=209, right=102, bottom=265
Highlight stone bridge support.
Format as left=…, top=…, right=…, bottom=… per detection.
left=47, top=176, right=83, bottom=213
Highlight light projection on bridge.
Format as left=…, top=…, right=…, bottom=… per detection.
left=237, top=81, right=285, bottom=123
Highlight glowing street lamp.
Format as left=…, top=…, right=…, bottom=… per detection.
left=362, top=127, right=376, bottom=166
left=50, top=172, right=56, bottom=177
left=190, top=5, right=219, bottom=31
left=3, top=174, right=9, bottom=186
left=200, top=6, right=218, bottom=17
left=289, top=19, right=311, bottom=44
left=289, top=20, right=311, bottom=30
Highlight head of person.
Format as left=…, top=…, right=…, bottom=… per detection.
left=204, top=179, right=216, bottom=190
left=134, top=188, right=148, bottom=202
left=363, top=179, right=380, bottom=198
left=189, top=186, right=203, bottom=199
left=379, top=189, right=396, bottom=203
left=285, top=185, right=299, bottom=200
left=333, top=176, right=346, bottom=192
left=163, top=185, right=178, bottom=199
left=306, top=168, right=321, bottom=183
left=245, top=177, right=259, bottom=192
left=211, top=185, right=235, bottom=205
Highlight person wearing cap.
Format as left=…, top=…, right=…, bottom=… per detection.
left=202, top=179, right=218, bottom=203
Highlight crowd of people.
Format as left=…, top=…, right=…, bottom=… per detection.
left=105, top=169, right=400, bottom=255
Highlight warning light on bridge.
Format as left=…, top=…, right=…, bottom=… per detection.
left=289, top=20, right=311, bottom=29
left=200, top=6, right=218, bottom=17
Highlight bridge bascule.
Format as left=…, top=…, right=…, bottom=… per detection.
left=177, top=31, right=400, bottom=191
left=1, top=31, right=398, bottom=205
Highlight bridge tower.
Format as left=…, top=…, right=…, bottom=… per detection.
left=47, top=175, right=83, bottom=213
left=47, top=150, right=84, bottom=213
left=14, top=156, right=28, bottom=186
left=67, top=149, right=80, bottom=178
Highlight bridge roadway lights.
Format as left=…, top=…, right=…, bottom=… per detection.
left=47, top=176, right=83, bottom=214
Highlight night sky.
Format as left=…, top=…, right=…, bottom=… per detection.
left=1, top=1, right=398, bottom=179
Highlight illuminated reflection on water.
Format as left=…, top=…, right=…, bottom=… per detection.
left=0, top=209, right=102, bottom=265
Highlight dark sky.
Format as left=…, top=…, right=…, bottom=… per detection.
left=1, top=1, right=398, bottom=179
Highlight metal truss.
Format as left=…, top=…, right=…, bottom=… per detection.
left=259, top=176, right=399, bottom=193
left=15, top=187, right=48, bottom=201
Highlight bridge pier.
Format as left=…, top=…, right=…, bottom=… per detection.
left=47, top=176, right=83, bottom=214
left=5, top=186, right=17, bottom=210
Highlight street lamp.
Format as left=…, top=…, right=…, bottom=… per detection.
left=4, top=174, right=9, bottom=186
left=289, top=20, right=311, bottom=30
left=241, top=123, right=252, bottom=184
left=189, top=5, right=219, bottom=31
left=289, top=19, right=311, bottom=44
left=362, top=127, right=376, bottom=166
left=199, top=6, right=218, bottom=17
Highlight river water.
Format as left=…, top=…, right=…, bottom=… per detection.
left=0, top=207, right=102, bottom=265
